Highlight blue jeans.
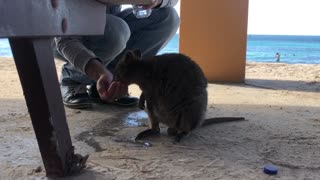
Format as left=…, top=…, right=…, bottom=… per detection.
left=59, top=7, right=180, bottom=85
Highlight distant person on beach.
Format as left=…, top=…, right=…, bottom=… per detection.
left=53, top=0, right=180, bottom=109
left=275, top=53, right=281, bottom=62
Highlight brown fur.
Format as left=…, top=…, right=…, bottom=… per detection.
left=114, top=50, right=245, bottom=142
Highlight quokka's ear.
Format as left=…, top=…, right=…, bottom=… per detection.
left=123, top=50, right=135, bottom=64
left=132, top=49, right=142, bottom=58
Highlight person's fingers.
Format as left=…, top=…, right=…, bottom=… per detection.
left=103, top=82, right=129, bottom=101
left=142, top=4, right=154, bottom=9
left=141, top=0, right=158, bottom=9
left=112, top=82, right=127, bottom=100
left=98, top=83, right=111, bottom=101
left=107, top=82, right=119, bottom=100
left=97, top=83, right=107, bottom=98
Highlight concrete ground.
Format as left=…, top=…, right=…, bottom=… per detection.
left=0, top=58, right=319, bottom=180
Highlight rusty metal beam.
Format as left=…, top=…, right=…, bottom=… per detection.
left=0, top=0, right=106, bottom=37
left=9, top=38, right=88, bottom=177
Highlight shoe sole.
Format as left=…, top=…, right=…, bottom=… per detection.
left=63, top=102, right=93, bottom=109
left=90, top=98, right=138, bottom=107
left=87, top=83, right=138, bottom=107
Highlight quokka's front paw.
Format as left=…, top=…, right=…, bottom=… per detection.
left=138, top=101, right=145, bottom=110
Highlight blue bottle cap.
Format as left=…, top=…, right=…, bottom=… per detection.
left=263, top=164, right=278, bottom=175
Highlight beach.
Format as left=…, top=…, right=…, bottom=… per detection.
left=0, top=57, right=319, bottom=179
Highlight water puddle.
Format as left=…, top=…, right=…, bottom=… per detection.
left=123, top=110, right=148, bottom=127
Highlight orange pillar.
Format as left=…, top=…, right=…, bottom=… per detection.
left=179, top=0, right=249, bottom=83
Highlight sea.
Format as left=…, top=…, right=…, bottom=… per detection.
left=1, top=34, right=320, bottom=64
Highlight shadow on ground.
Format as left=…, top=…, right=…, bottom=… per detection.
left=244, top=79, right=320, bottom=92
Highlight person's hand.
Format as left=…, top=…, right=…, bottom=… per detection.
left=85, top=59, right=128, bottom=101
left=141, top=0, right=162, bottom=9
left=96, top=74, right=128, bottom=102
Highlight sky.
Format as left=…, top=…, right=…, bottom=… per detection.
left=173, top=0, right=320, bottom=36
left=247, top=0, right=320, bottom=35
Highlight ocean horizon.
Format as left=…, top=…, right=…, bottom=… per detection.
left=1, top=34, right=320, bottom=64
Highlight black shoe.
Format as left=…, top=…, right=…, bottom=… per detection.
left=62, top=84, right=92, bottom=109
left=87, top=83, right=139, bottom=107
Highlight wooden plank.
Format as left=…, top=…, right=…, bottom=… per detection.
left=9, top=38, right=88, bottom=177
left=0, top=0, right=106, bottom=37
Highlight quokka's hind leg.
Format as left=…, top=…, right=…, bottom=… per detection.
left=167, top=128, right=178, bottom=136
left=174, top=132, right=189, bottom=142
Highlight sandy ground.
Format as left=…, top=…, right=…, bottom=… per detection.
left=0, top=57, right=319, bottom=180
